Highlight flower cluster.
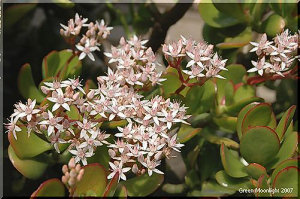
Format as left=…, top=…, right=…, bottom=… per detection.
left=104, top=36, right=165, bottom=86
left=248, top=30, right=299, bottom=76
left=60, top=13, right=113, bottom=61
left=61, top=157, right=85, bottom=192
left=162, top=36, right=228, bottom=79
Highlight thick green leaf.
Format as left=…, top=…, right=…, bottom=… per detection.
left=224, top=97, right=263, bottom=116
left=8, top=127, right=52, bottom=159
left=31, top=178, right=65, bottom=197
left=212, top=1, right=249, bottom=22
left=103, top=172, right=119, bottom=197
left=4, top=4, right=37, bottom=28
left=101, top=120, right=128, bottom=129
left=185, top=80, right=216, bottom=115
left=220, top=144, right=248, bottom=178
left=217, top=27, right=252, bottom=49
left=272, top=166, right=299, bottom=197
left=246, top=163, right=267, bottom=180
left=8, top=145, right=48, bottom=180
left=121, top=173, right=164, bottom=197
left=202, top=24, right=226, bottom=45
left=177, top=124, right=201, bottom=143
left=256, top=174, right=270, bottom=197
left=114, top=185, right=128, bottom=198
left=270, top=158, right=298, bottom=184
left=73, top=163, right=107, bottom=197
left=233, top=84, right=255, bottom=104
left=188, top=181, right=236, bottom=196
left=202, top=129, right=239, bottom=149
left=266, top=131, right=298, bottom=169
left=241, top=103, right=275, bottom=135
left=87, top=146, right=110, bottom=169
left=216, top=170, right=253, bottom=190
left=162, top=183, right=186, bottom=194
left=213, top=117, right=237, bottom=133
left=198, top=1, right=241, bottom=28
left=261, top=14, right=285, bottom=37
left=66, top=105, right=82, bottom=121
left=18, top=63, right=45, bottom=103
left=240, top=126, right=280, bottom=166
left=275, top=105, right=296, bottom=141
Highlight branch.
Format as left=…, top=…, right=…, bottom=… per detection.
left=147, top=2, right=193, bottom=52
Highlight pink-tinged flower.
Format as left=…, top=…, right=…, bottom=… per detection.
left=183, top=65, right=205, bottom=79
left=248, top=57, right=272, bottom=76
left=39, top=111, right=63, bottom=136
left=62, top=78, right=85, bottom=94
left=162, top=39, right=185, bottom=57
left=160, top=109, right=188, bottom=129
left=11, top=99, right=40, bottom=122
left=76, top=39, right=100, bottom=61
left=77, top=117, right=97, bottom=138
left=108, top=161, right=131, bottom=182
left=69, top=147, right=93, bottom=165
left=5, top=118, right=22, bottom=139
left=44, top=80, right=67, bottom=91
left=250, top=34, right=273, bottom=55
left=108, top=139, right=129, bottom=154
left=168, top=134, right=184, bottom=152
left=140, top=157, right=164, bottom=176
left=127, top=35, right=148, bottom=49
left=96, top=19, right=113, bottom=39
left=49, top=132, right=66, bottom=153
left=47, top=89, right=71, bottom=112
left=108, top=101, right=126, bottom=121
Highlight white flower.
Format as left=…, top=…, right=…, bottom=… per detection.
left=5, top=118, right=22, bottom=139
left=39, top=111, right=63, bottom=136
left=140, top=157, right=164, bottom=176
left=11, top=99, right=40, bottom=122
left=168, top=134, right=184, bottom=152
left=47, top=89, right=71, bottom=111
left=76, top=39, right=100, bottom=61
left=77, top=117, right=97, bottom=138
left=108, top=161, right=131, bottom=182
left=69, top=147, right=93, bottom=165
left=248, top=57, right=271, bottom=76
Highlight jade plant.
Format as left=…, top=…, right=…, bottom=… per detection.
left=4, top=6, right=299, bottom=197
left=216, top=103, right=298, bottom=197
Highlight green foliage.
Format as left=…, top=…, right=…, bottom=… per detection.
left=31, top=178, right=65, bottom=197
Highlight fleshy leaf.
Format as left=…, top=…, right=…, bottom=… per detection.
left=245, top=163, right=267, bottom=180
left=162, top=183, right=186, bottom=194
left=215, top=170, right=253, bottom=190
left=261, top=14, right=286, bottom=37
left=202, top=129, right=239, bottom=149
left=66, top=105, right=82, bottom=121
left=256, top=174, right=270, bottom=197
left=114, top=185, right=128, bottom=198
left=212, top=1, right=249, bottom=22
left=233, top=84, right=255, bottom=104
left=31, top=178, right=65, bottom=197
left=73, top=163, right=107, bottom=197
left=198, top=0, right=241, bottom=28
left=4, top=4, right=37, bottom=28
left=272, top=166, right=299, bottom=197
left=241, top=103, right=275, bottom=135
left=18, top=63, right=45, bottom=103
left=103, top=172, right=119, bottom=197
left=188, top=181, right=236, bottom=196
left=217, top=27, right=252, bottom=49
left=275, top=105, right=296, bottom=141
left=8, top=145, right=48, bottom=180
left=220, top=144, right=248, bottom=178
left=121, top=173, right=164, bottom=197
left=224, top=97, right=263, bottom=117
left=266, top=131, right=298, bottom=169
left=87, top=145, right=110, bottom=169
left=101, top=120, right=128, bottom=129
left=240, top=126, right=280, bottom=166
left=213, top=117, right=237, bottom=133
left=8, top=127, right=52, bottom=159
left=270, top=158, right=298, bottom=184
left=177, top=124, right=201, bottom=143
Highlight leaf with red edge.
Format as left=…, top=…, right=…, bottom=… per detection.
left=8, top=127, right=52, bottom=159
left=114, top=184, right=128, bottom=198
left=177, top=124, right=201, bottom=143
left=241, top=103, right=275, bottom=135
left=246, top=163, right=267, bottom=180
left=73, top=163, right=107, bottom=197
left=18, top=63, right=45, bottom=103
left=8, top=145, right=48, bottom=180
left=266, top=131, right=298, bottom=169
left=256, top=174, right=270, bottom=197
left=220, top=144, right=248, bottom=178
left=31, top=178, right=65, bottom=197
left=103, top=172, right=119, bottom=197
left=275, top=105, right=296, bottom=141
left=270, top=158, right=298, bottom=184
left=272, top=166, right=299, bottom=197
left=240, top=126, right=280, bottom=166
left=225, top=97, right=263, bottom=117
left=121, top=173, right=164, bottom=197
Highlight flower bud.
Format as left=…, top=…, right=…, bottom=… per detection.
left=62, top=176, right=68, bottom=184
left=132, top=164, right=138, bottom=174
left=62, top=165, right=68, bottom=174
left=70, top=169, right=77, bottom=178
left=77, top=173, right=83, bottom=182
left=75, top=164, right=81, bottom=172
left=68, top=157, right=76, bottom=169
left=41, top=86, right=50, bottom=94
left=87, top=90, right=95, bottom=100
left=68, top=177, right=76, bottom=187
left=108, top=149, right=116, bottom=158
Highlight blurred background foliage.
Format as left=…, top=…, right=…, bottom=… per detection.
left=2, top=1, right=298, bottom=197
